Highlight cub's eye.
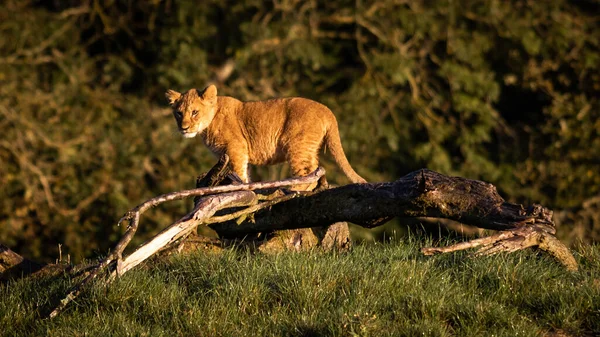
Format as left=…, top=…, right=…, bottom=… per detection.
left=192, top=110, right=199, bottom=117
left=175, top=111, right=182, bottom=118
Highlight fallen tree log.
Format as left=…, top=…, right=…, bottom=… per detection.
left=209, top=169, right=554, bottom=236
left=206, top=167, right=576, bottom=271
left=43, top=157, right=576, bottom=318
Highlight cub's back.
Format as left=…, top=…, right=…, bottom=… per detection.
left=233, top=97, right=335, bottom=165
left=239, top=97, right=334, bottom=134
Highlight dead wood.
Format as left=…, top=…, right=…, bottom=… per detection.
left=47, top=164, right=325, bottom=318
left=114, top=165, right=573, bottom=272
left=205, top=168, right=576, bottom=271
left=209, top=169, right=555, bottom=235
left=0, top=243, right=48, bottom=279
left=0, top=243, right=27, bottom=274
left=0, top=243, right=77, bottom=282
left=44, top=160, right=576, bottom=318
left=109, top=191, right=258, bottom=279
left=421, top=224, right=578, bottom=271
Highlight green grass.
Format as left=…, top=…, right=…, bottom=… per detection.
left=2, top=239, right=599, bottom=337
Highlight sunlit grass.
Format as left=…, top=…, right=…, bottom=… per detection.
left=2, top=239, right=599, bottom=336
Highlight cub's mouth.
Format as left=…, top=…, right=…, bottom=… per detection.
left=181, top=131, right=198, bottom=138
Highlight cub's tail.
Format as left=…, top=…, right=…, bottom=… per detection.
left=325, top=122, right=367, bottom=184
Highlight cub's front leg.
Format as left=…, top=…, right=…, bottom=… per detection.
left=226, top=145, right=250, bottom=183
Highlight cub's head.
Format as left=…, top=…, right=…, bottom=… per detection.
left=165, top=85, right=218, bottom=138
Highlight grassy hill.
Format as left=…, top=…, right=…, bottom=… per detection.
left=2, top=238, right=599, bottom=336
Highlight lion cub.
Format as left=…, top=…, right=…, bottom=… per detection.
left=165, top=85, right=366, bottom=184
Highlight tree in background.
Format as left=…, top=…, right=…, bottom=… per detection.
left=1, top=0, right=598, bottom=261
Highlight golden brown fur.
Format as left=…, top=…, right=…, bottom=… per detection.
left=165, top=85, right=366, bottom=184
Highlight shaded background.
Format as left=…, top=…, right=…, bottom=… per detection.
left=1, top=0, right=598, bottom=262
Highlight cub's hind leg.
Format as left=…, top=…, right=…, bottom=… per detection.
left=286, top=135, right=330, bottom=244
left=286, top=138, right=322, bottom=191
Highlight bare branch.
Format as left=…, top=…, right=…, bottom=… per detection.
left=422, top=224, right=578, bottom=271
left=112, top=191, right=258, bottom=278
left=118, top=167, right=325, bottom=225
left=47, top=166, right=324, bottom=319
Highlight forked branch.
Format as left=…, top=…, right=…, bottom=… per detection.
left=422, top=224, right=578, bottom=271
left=48, top=162, right=324, bottom=319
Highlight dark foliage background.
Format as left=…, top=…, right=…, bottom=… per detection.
left=1, top=0, right=598, bottom=262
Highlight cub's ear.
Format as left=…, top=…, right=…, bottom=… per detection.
left=165, top=89, right=182, bottom=106
left=201, top=84, right=217, bottom=101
